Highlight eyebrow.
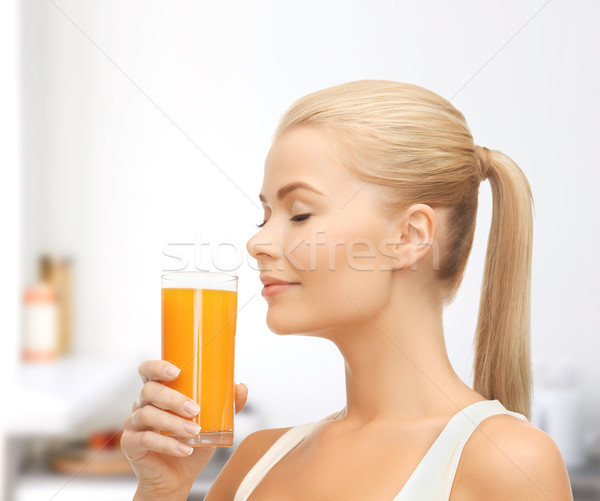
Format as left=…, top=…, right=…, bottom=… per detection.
left=258, top=181, right=325, bottom=203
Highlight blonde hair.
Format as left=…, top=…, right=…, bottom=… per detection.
left=273, top=80, right=535, bottom=419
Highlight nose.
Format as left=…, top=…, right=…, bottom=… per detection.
left=246, top=227, right=278, bottom=265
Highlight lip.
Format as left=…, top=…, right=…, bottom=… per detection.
left=261, top=282, right=300, bottom=297
left=259, top=275, right=298, bottom=287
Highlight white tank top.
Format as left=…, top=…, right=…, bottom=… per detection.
left=233, top=399, right=529, bottom=501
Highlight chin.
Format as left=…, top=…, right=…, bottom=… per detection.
left=265, top=316, right=299, bottom=335
left=264, top=308, right=312, bottom=335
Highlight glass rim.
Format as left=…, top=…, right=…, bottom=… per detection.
left=161, top=270, right=238, bottom=281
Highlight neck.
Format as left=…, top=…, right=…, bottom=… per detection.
left=328, top=282, right=482, bottom=428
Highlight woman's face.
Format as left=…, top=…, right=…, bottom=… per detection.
left=246, top=125, right=405, bottom=338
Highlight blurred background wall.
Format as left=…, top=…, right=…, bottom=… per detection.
left=2, top=0, right=599, bottom=499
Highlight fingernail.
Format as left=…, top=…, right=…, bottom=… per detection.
left=183, top=400, right=200, bottom=416
left=177, top=444, right=193, bottom=456
left=183, top=421, right=201, bottom=435
left=165, top=366, right=180, bottom=379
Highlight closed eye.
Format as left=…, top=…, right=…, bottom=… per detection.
left=255, top=214, right=312, bottom=228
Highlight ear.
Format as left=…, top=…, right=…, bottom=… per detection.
left=383, top=204, right=437, bottom=271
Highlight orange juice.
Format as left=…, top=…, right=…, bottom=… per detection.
left=161, top=279, right=237, bottom=447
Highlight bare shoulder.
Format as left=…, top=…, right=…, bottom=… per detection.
left=204, top=425, right=294, bottom=501
left=452, top=414, right=573, bottom=501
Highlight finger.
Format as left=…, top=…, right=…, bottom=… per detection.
left=234, top=382, right=248, bottom=414
left=127, top=405, right=201, bottom=439
left=138, top=360, right=181, bottom=384
left=121, top=429, right=196, bottom=460
left=133, top=381, right=200, bottom=418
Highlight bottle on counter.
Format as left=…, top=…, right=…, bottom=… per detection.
left=22, top=277, right=59, bottom=362
left=43, top=256, right=73, bottom=355
left=21, top=254, right=74, bottom=361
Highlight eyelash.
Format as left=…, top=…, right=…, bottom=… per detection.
left=255, top=214, right=311, bottom=228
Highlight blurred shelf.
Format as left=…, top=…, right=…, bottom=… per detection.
left=14, top=474, right=139, bottom=501
left=14, top=450, right=228, bottom=501
left=7, top=356, right=136, bottom=435
left=14, top=474, right=214, bottom=501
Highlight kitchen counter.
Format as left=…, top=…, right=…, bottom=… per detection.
left=14, top=447, right=232, bottom=501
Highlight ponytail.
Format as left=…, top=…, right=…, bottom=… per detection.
left=472, top=146, right=535, bottom=419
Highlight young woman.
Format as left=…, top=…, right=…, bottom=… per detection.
left=122, top=80, right=573, bottom=500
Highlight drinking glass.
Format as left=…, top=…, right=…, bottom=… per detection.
left=161, top=271, right=238, bottom=447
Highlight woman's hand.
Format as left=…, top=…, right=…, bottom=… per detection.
left=121, top=360, right=248, bottom=500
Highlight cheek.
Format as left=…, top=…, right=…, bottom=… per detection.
left=302, top=223, right=391, bottom=316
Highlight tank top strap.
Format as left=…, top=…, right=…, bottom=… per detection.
left=395, top=399, right=529, bottom=500
left=233, top=410, right=342, bottom=501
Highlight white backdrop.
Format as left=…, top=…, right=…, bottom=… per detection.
left=14, top=0, right=600, bottom=456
